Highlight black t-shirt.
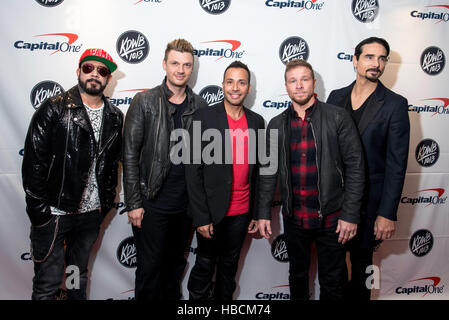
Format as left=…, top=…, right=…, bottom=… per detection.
left=343, top=92, right=373, bottom=126
left=144, top=97, right=188, bottom=214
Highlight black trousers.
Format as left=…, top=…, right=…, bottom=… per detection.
left=30, top=211, right=102, bottom=300
left=188, top=213, right=251, bottom=300
left=132, top=208, right=192, bottom=300
left=283, top=218, right=347, bottom=301
left=344, top=243, right=374, bottom=300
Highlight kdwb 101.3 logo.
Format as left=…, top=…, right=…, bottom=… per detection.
left=199, top=0, right=231, bottom=14
left=117, top=236, right=137, bottom=268
left=35, top=0, right=64, bottom=7
left=415, top=139, right=439, bottom=167
left=199, top=85, right=224, bottom=106
left=271, top=234, right=289, bottom=262
left=116, top=30, right=149, bottom=64
left=420, top=46, right=445, bottom=76
left=409, top=229, right=433, bottom=257
left=30, top=81, right=64, bottom=109
left=279, top=36, right=309, bottom=65
left=352, top=0, right=379, bottom=23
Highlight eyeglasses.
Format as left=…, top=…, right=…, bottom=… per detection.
left=81, top=63, right=110, bottom=77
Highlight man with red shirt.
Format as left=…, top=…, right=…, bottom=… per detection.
left=186, top=61, right=265, bottom=300
left=257, top=59, right=365, bottom=300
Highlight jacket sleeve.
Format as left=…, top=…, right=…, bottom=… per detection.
left=378, top=97, right=410, bottom=221
left=102, top=110, right=124, bottom=215
left=122, top=93, right=145, bottom=212
left=337, top=109, right=365, bottom=224
left=185, top=112, right=212, bottom=227
left=256, top=118, right=279, bottom=220
left=326, top=90, right=337, bottom=105
left=22, top=101, right=55, bottom=225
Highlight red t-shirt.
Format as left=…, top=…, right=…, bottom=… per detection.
left=226, top=113, right=250, bottom=216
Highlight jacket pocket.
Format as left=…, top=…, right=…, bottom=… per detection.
left=46, top=155, right=56, bottom=182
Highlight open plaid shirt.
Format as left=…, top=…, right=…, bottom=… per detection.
left=289, top=103, right=340, bottom=229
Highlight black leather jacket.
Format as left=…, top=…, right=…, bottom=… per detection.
left=257, top=100, right=365, bottom=224
left=22, top=86, right=123, bottom=226
left=122, top=78, right=208, bottom=212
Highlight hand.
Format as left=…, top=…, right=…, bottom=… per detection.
left=336, top=219, right=357, bottom=244
left=197, top=223, right=214, bottom=239
left=128, top=208, right=144, bottom=228
left=258, top=219, right=272, bottom=239
left=374, top=216, right=395, bottom=241
left=247, top=220, right=258, bottom=234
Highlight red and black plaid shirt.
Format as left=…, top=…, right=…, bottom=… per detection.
left=289, top=104, right=340, bottom=229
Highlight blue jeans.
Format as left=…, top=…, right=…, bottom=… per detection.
left=30, top=211, right=102, bottom=300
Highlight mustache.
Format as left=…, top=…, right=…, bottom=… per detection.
left=367, top=68, right=381, bottom=73
left=86, top=79, right=102, bottom=85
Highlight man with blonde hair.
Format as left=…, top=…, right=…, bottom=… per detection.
left=123, top=39, right=208, bottom=300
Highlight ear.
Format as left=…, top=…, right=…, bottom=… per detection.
left=352, top=55, right=358, bottom=69
left=76, top=68, right=80, bottom=78
left=162, top=59, right=167, bottom=72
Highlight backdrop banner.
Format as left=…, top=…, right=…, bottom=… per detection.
left=0, top=0, right=447, bottom=300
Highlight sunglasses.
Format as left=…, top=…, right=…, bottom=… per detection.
left=81, top=63, right=110, bottom=77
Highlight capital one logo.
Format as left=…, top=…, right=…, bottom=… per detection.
left=134, top=0, right=162, bottom=4
left=110, top=88, right=148, bottom=107
left=30, top=81, right=64, bottom=109
left=199, top=0, right=231, bottom=15
left=408, top=98, right=449, bottom=116
left=410, top=5, right=449, bottom=23
left=199, top=85, right=224, bottom=106
left=193, top=40, right=245, bottom=61
left=263, top=94, right=292, bottom=110
left=279, top=36, right=310, bottom=64
left=14, top=33, right=81, bottom=55
left=409, top=229, right=433, bottom=257
left=396, top=277, right=444, bottom=297
left=117, top=237, right=137, bottom=268
left=415, top=139, right=439, bottom=167
left=265, top=0, right=324, bottom=13
left=35, top=0, right=64, bottom=7
left=421, top=46, right=445, bottom=75
left=271, top=234, right=289, bottom=262
left=401, top=188, right=447, bottom=207
left=352, top=0, right=379, bottom=23
left=116, top=30, right=149, bottom=64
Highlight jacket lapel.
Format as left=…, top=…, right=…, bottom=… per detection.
left=216, top=103, right=232, bottom=165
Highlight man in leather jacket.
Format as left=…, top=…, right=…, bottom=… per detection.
left=123, top=39, right=208, bottom=300
left=257, top=59, right=365, bottom=300
left=22, top=48, right=123, bottom=299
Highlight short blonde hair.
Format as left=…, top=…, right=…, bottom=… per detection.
left=284, top=59, right=315, bottom=81
left=164, top=38, right=194, bottom=61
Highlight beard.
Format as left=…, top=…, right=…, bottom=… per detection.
left=365, top=68, right=383, bottom=82
left=78, top=76, right=106, bottom=96
left=291, top=91, right=315, bottom=106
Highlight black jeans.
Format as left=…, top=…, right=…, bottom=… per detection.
left=283, top=217, right=347, bottom=301
left=30, top=211, right=102, bottom=300
left=188, top=213, right=251, bottom=300
left=132, top=208, right=192, bottom=300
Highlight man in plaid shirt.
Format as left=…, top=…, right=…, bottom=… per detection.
left=257, top=59, right=365, bottom=300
